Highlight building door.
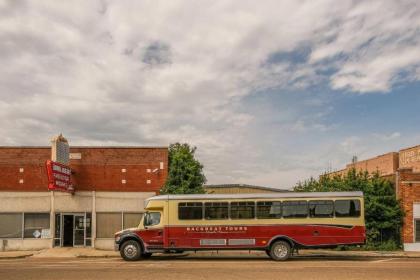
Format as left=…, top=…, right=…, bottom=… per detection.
left=74, top=214, right=85, bottom=247
left=62, top=215, right=74, bottom=247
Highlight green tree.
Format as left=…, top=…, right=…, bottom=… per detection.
left=160, top=143, right=206, bottom=194
left=294, top=169, right=403, bottom=249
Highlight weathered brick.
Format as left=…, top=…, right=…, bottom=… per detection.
left=0, top=147, right=168, bottom=193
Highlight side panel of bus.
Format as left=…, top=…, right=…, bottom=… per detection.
left=166, top=224, right=365, bottom=249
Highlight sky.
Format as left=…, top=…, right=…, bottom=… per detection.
left=0, top=0, right=420, bottom=189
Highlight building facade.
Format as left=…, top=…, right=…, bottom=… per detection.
left=0, top=146, right=168, bottom=251
left=324, top=144, right=420, bottom=251
left=325, top=152, right=399, bottom=180
left=397, top=168, right=420, bottom=251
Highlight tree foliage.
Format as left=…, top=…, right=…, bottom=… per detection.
left=294, top=169, right=403, bottom=249
left=160, top=143, right=206, bottom=194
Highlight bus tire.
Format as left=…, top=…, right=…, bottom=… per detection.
left=269, top=241, right=291, bottom=261
left=120, top=240, right=142, bottom=261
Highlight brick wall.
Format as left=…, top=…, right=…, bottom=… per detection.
left=347, top=152, right=399, bottom=176
left=397, top=168, right=420, bottom=243
left=0, top=147, right=168, bottom=192
left=323, top=152, right=399, bottom=179
left=400, top=145, right=420, bottom=173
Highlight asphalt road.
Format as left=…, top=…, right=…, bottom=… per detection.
left=1, top=255, right=420, bottom=280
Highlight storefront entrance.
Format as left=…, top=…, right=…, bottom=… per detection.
left=54, top=213, right=92, bottom=247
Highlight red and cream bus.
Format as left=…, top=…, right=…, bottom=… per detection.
left=114, top=192, right=365, bottom=261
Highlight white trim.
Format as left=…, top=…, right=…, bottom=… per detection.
left=413, top=204, right=420, bottom=218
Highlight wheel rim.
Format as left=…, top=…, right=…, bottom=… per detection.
left=273, top=243, right=288, bottom=258
left=124, top=244, right=138, bottom=258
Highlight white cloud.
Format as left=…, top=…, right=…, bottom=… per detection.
left=0, top=0, right=419, bottom=188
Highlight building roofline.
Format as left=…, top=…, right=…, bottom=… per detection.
left=399, top=144, right=420, bottom=152
left=146, top=191, right=364, bottom=201
left=346, top=151, right=398, bottom=166
left=0, top=146, right=168, bottom=149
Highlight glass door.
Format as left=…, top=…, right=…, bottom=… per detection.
left=73, top=214, right=85, bottom=247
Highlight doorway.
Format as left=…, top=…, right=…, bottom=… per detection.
left=63, top=215, right=74, bottom=247
left=55, top=213, right=91, bottom=247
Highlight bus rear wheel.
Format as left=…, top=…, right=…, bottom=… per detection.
left=120, top=240, right=142, bottom=261
left=269, top=241, right=291, bottom=261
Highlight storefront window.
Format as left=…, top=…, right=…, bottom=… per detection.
left=96, top=213, right=122, bottom=238
left=24, top=213, right=50, bottom=238
left=123, top=213, right=143, bottom=229
left=85, top=213, right=92, bottom=246
left=0, top=213, right=23, bottom=238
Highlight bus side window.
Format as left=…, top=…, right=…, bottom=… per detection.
left=282, top=201, right=308, bottom=218
left=256, top=201, right=282, bottom=219
left=204, top=202, right=229, bottom=220
left=308, top=200, right=334, bottom=218
left=334, top=200, right=361, bottom=217
left=230, top=202, right=255, bottom=219
left=178, top=202, right=203, bottom=220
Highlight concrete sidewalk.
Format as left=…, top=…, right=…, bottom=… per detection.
left=297, top=249, right=420, bottom=258
left=0, top=251, right=38, bottom=259
left=2, top=248, right=420, bottom=259
left=0, top=248, right=119, bottom=259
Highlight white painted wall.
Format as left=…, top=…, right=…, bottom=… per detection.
left=0, top=191, right=156, bottom=251
left=404, top=243, right=420, bottom=251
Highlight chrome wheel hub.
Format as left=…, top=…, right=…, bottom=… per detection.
left=273, top=244, right=288, bottom=258
left=124, top=244, right=138, bottom=258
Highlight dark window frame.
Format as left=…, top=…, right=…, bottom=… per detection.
left=256, top=201, right=282, bottom=219
left=178, top=202, right=204, bottom=220
left=230, top=201, right=255, bottom=219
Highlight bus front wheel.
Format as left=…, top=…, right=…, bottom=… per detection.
left=120, top=240, right=142, bottom=261
left=269, top=241, right=291, bottom=261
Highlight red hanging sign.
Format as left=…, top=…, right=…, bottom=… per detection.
left=46, top=160, right=74, bottom=193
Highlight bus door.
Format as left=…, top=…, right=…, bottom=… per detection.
left=142, top=211, right=164, bottom=249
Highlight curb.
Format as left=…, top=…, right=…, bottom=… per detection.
left=0, top=254, right=34, bottom=259
left=295, top=254, right=420, bottom=259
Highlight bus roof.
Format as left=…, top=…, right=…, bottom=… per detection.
left=146, top=191, right=363, bottom=202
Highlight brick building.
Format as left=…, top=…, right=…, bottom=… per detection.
left=397, top=168, right=420, bottom=251
left=324, top=144, right=420, bottom=251
left=0, top=145, right=168, bottom=251
left=325, top=152, right=399, bottom=180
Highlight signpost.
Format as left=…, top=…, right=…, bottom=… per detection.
left=46, top=159, right=74, bottom=193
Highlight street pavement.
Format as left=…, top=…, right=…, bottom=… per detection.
left=1, top=255, right=420, bottom=280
